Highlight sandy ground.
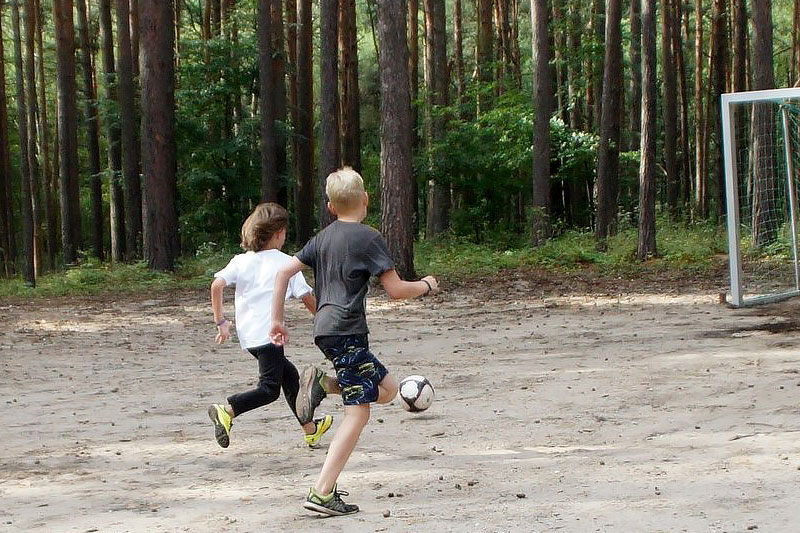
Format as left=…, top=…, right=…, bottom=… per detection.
left=2, top=278, right=800, bottom=533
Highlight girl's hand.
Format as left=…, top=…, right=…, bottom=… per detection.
left=270, top=321, right=289, bottom=346
left=215, top=320, right=232, bottom=344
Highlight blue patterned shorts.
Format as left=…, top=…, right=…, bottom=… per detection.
left=315, top=334, right=389, bottom=406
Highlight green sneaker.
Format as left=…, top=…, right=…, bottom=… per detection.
left=304, top=414, right=333, bottom=448
left=207, top=404, right=232, bottom=448
left=297, top=366, right=328, bottom=425
left=303, top=485, right=359, bottom=516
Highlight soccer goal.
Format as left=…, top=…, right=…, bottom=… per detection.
left=722, top=87, right=800, bottom=307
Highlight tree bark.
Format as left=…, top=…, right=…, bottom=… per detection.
left=732, top=0, right=746, bottom=92
left=675, top=0, right=691, bottom=206
left=751, top=0, right=776, bottom=245
left=319, top=0, right=340, bottom=229
left=628, top=0, right=641, bottom=150
left=709, top=0, right=727, bottom=218
left=339, top=0, right=361, bottom=172
left=476, top=0, right=493, bottom=113
left=694, top=0, right=706, bottom=216
left=53, top=0, right=83, bottom=264
left=24, top=0, right=41, bottom=276
left=258, top=0, right=278, bottom=203
left=286, top=0, right=298, bottom=184
left=408, top=0, right=419, bottom=151
left=589, top=0, right=605, bottom=131
left=661, top=0, right=679, bottom=212
left=77, top=0, right=105, bottom=260
left=100, top=0, right=126, bottom=262
left=0, top=2, right=13, bottom=275
left=130, top=0, right=139, bottom=77
left=567, top=0, right=582, bottom=129
left=35, top=0, right=57, bottom=268
left=423, top=0, right=450, bottom=238
left=12, top=0, right=35, bottom=284
left=552, top=0, right=567, bottom=122
left=116, top=0, right=142, bottom=259
left=140, top=0, right=179, bottom=270
left=531, top=0, right=553, bottom=245
left=595, top=0, right=622, bottom=245
left=453, top=0, right=465, bottom=110
left=377, top=0, right=415, bottom=279
left=638, top=0, right=657, bottom=259
left=295, top=0, right=314, bottom=244
left=271, top=0, right=288, bottom=206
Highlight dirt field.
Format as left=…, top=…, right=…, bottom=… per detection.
left=2, top=274, right=800, bottom=532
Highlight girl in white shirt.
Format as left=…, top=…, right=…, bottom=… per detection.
left=207, top=203, right=334, bottom=449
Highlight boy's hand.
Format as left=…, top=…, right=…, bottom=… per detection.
left=270, top=321, right=289, bottom=346
left=215, top=320, right=232, bottom=344
left=422, top=275, right=439, bottom=295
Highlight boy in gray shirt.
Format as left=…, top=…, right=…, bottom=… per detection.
left=270, top=167, right=438, bottom=516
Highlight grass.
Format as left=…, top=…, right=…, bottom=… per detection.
left=0, top=219, right=728, bottom=300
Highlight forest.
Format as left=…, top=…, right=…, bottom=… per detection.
left=0, top=0, right=798, bottom=288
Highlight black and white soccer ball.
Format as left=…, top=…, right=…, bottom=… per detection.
left=398, top=375, right=435, bottom=412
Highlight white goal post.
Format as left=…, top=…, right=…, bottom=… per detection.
left=722, top=87, right=800, bottom=307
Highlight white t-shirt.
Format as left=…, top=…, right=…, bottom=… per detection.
left=214, top=249, right=312, bottom=349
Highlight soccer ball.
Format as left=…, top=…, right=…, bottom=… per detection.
left=398, top=375, right=435, bottom=412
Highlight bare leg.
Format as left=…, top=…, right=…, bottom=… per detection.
left=314, top=404, right=370, bottom=495
left=376, top=374, right=398, bottom=404
left=322, top=374, right=342, bottom=395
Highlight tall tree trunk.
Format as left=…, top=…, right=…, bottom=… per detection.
left=638, top=0, right=657, bottom=259
left=476, top=0, right=493, bottom=113
left=589, top=0, right=605, bottom=131
left=675, top=0, right=692, bottom=206
left=174, top=0, right=181, bottom=66
left=116, top=0, right=142, bottom=259
left=552, top=0, right=567, bottom=123
left=377, top=0, right=415, bottom=279
left=295, top=0, right=313, bottom=244
left=408, top=0, right=419, bottom=151
left=130, top=0, right=139, bottom=77
left=100, top=0, right=126, bottom=262
left=595, top=0, right=622, bottom=245
left=319, top=0, right=340, bottom=229
left=628, top=0, right=641, bottom=150
left=531, top=0, right=553, bottom=245
left=24, top=0, right=41, bottom=276
left=12, top=1, right=35, bottom=284
left=453, top=0, right=465, bottom=111
left=258, top=0, right=278, bottom=202
left=423, top=0, right=450, bottom=238
left=732, top=0, right=746, bottom=92
left=662, top=0, right=679, bottom=212
left=709, top=0, right=727, bottom=218
left=211, top=0, right=221, bottom=36
left=140, top=0, right=179, bottom=270
left=694, top=0, right=706, bottom=216
left=339, top=0, right=361, bottom=172
left=567, top=0, right=582, bottom=129
left=0, top=2, right=13, bottom=276
left=286, top=0, right=298, bottom=185
left=35, top=0, right=56, bottom=268
left=271, top=0, right=288, bottom=206
left=53, top=0, right=83, bottom=264
left=77, top=0, right=105, bottom=260
left=751, top=0, right=776, bottom=245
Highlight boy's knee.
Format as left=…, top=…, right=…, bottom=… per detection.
left=345, top=404, right=371, bottom=425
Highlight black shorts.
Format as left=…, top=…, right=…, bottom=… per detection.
left=315, top=334, right=388, bottom=406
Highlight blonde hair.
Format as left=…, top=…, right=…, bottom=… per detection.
left=240, top=203, right=288, bottom=251
left=326, top=167, right=365, bottom=211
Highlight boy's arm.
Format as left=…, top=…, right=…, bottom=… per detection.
left=301, top=292, right=317, bottom=316
left=270, top=257, right=306, bottom=345
left=210, top=277, right=232, bottom=344
left=379, top=270, right=439, bottom=299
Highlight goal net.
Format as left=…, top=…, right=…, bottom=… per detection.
left=722, top=88, right=800, bottom=307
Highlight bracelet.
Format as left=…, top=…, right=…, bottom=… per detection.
left=215, top=317, right=228, bottom=327
left=421, top=279, right=432, bottom=295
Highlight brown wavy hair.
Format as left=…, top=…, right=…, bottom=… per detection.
left=240, top=203, right=289, bottom=251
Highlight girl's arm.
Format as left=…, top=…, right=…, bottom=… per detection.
left=301, top=292, right=317, bottom=315
left=211, top=277, right=232, bottom=344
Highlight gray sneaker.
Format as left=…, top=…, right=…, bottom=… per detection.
left=303, top=486, right=359, bottom=516
left=297, top=366, right=327, bottom=425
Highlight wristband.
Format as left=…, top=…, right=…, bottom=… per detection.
left=421, top=279, right=432, bottom=295
left=215, top=317, right=228, bottom=327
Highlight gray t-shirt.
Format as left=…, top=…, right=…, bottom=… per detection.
left=296, top=220, right=395, bottom=338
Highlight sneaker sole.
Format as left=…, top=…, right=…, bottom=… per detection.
left=207, top=405, right=230, bottom=448
left=303, top=501, right=359, bottom=516
left=297, top=367, right=317, bottom=425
